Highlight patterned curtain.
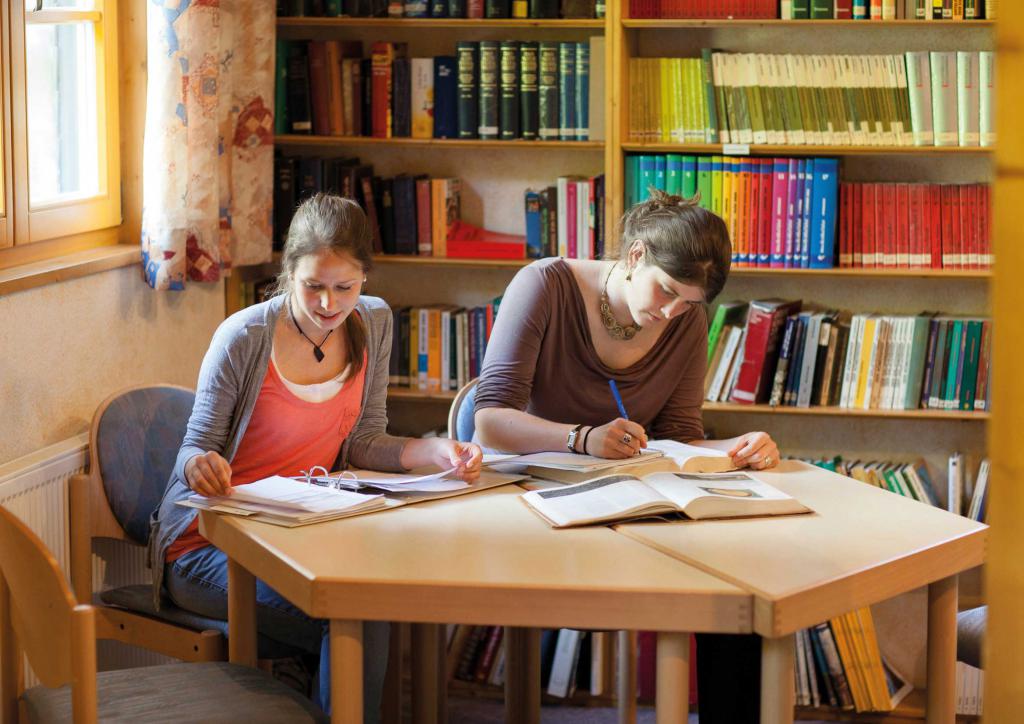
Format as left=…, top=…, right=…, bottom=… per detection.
left=141, top=0, right=275, bottom=291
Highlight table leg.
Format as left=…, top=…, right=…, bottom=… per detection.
left=760, top=634, right=795, bottom=724
left=226, top=557, right=256, bottom=667
left=331, top=619, right=363, bottom=724
left=655, top=632, right=689, bottom=724
left=504, top=626, right=541, bottom=724
left=926, top=575, right=958, bottom=724
left=412, top=623, right=444, bottom=724
left=381, top=622, right=404, bottom=724
left=617, top=630, right=637, bottom=724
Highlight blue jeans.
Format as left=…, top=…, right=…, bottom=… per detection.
left=165, top=545, right=389, bottom=721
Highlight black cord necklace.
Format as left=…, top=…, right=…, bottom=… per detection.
left=288, top=299, right=333, bottom=363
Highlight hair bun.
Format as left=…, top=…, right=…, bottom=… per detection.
left=646, top=186, right=701, bottom=209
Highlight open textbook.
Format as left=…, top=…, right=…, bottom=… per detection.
left=507, top=439, right=738, bottom=485
left=521, top=471, right=811, bottom=528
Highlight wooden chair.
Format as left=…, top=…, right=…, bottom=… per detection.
left=69, top=385, right=299, bottom=663
left=0, top=503, right=327, bottom=723
left=447, top=378, right=479, bottom=442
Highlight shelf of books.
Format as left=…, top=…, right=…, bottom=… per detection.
left=622, top=19, right=994, bottom=27
left=278, top=17, right=607, bottom=28
left=703, top=403, right=989, bottom=421
left=621, top=144, right=994, bottom=156
left=277, top=134, right=605, bottom=149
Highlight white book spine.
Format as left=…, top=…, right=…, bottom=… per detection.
left=840, top=315, right=864, bottom=409
left=957, top=51, right=980, bottom=147
left=948, top=452, right=963, bottom=515
left=546, top=629, right=583, bottom=698
left=980, top=51, right=995, bottom=147
left=930, top=51, right=959, bottom=147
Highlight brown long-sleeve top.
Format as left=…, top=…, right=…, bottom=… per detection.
left=474, top=258, right=707, bottom=443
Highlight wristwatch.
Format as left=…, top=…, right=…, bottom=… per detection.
left=566, top=424, right=585, bottom=454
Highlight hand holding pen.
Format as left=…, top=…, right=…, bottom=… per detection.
left=580, top=380, right=648, bottom=459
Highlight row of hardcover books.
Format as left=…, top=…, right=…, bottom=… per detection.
left=626, top=154, right=840, bottom=269
left=629, top=50, right=995, bottom=148
left=276, top=38, right=604, bottom=142
left=956, top=662, right=985, bottom=716
left=811, top=453, right=988, bottom=520
left=274, top=156, right=461, bottom=256
left=628, top=0, right=995, bottom=19
left=525, top=175, right=607, bottom=261
left=389, top=301, right=501, bottom=392
left=705, top=300, right=992, bottom=412
left=278, top=0, right=604, bottom=18
left=792, top=608, right=910, bottom=712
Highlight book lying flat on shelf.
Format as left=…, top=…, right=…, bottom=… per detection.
left=521, top=471, right=811, bottom=528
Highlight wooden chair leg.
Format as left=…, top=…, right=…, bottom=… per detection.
left=504, top=626, right=541, bottom=724
left=617, top=630, right=637, bottom=724
left=381, top=622, right=404, bottom=724
left=1, top=572, right=21, bottom=724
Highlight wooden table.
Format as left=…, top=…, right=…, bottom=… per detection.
left=198, top=484, right=752, bottom=724
left=616, top=460, right=988, bottom=724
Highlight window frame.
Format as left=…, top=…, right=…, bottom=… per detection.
left=0, top=0, right=14, bottom=248
left=5, top=0, right=121, bottom=251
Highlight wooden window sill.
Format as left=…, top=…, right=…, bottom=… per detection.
left=0, top=244, right=139, bottom=297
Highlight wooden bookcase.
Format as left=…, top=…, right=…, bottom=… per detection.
left=222, top=8, right=992, bottom=720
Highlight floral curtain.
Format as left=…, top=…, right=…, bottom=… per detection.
left=141, top=0, right=275, bottom=291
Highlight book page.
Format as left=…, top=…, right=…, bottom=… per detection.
left=520, top=474, right=673, bottom=528
left=504, top=448, right=664, bottom=472
left=643, top=471, right=808, bottom=520
left=210, top=475, right=384, bottom=513
left=645, top=439, right=737, bottom=472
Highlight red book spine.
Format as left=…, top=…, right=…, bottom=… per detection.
left=851, top=183, right=862, bottom=267
left=467, top=0, right=484, bottom=17
left=731, top=300, right=800, bottom=404
left=637, top=632, right=657, bottom=702
left=966, top=184, right=979, bottom=269
left=896, top=183, right=910, bottom=267
left=308, top=41, right=331, bottom=137
left=941, top=185, right=954, bottom=268
left=415, top=177, right=433, bottom=255
left=862, top=183, right=876, bottom=267
left=566, top=181, right=578, bottom=259
left=835, top=0, right=853, bottom=18
left=474, top=627, right=504, bottom=682
left=952, top=184, right=964, bottom=269
left=908, top=184, right=921, bottom=268
left=371, top=42, right=394, bottom=139
left=758, top=158, right=773, bottom=267
left=981, top=184, right=992, bottom=267
left=881, top=183, right=895, bottom=267
left=929, top=185, right=942, bottom=269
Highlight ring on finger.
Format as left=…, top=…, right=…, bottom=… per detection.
left=764, top=456, right=773, bottom=467
left=622, top=433, right=632, bottom=445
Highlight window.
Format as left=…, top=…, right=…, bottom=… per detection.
left=1, top=0, right=120, bottom=255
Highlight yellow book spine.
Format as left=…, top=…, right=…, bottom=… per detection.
left=660, top=58, right=672, bottom=143
left=721, top=159, right=735, bottom=244
left=857, top=607, right=894, bottom=711
left=427, top=307, right=442, bottom=392
left=854, top=317, right=878, bottom=409
left=829, top=616, right=869, bottom=712
left=408, top=307, right=419, bottom=389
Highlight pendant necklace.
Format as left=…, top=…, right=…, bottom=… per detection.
left=599, top=262, right=642, bottom=341
left=289, top=299, right=333, bottom=363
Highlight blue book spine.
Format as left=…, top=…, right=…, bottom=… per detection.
left=784, top=159, right=799, bottom=268
left=558, top=42, right=576, bottom=141
left=653, top=154, right=667, bottom=192
left=525, top=190, right=543, bottom=258
left=800, top=159, right=814, bottom=268
left=433, top=56, right=458, bottom=139
left=681, top=155, right=698, bottom=199
left=625, top=154, right=639, bottom=209
left=638, top=155, right=656, bottom=203
left=809, top=158, right=840, bottom=268
left=574, top=42, right=589, bottom=141
left=852, top=0, right=868, bottom=19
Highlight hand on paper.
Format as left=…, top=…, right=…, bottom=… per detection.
left=727, top=431, right=780, bottom=471
left=584, top=418, right=649, bottom=459
left=185, top=451, right=233, bottom=497
left=434, top=439, right=483, bottom=483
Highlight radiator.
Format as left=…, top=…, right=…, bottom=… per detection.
left=0, top=434, right=171, bottom=692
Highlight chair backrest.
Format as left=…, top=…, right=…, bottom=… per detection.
left=0, top=505, right=84, bottom=692
left=91, top=385, right=195, bottom=545
left=448, top=379, right=479, bottom=443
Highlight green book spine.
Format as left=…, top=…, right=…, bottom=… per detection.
left=558, top=42, right=577, bottom=141
left=499, top=40, right=520, bottom=140
left=700, top=49, right=721, bottom=143
left=538, top=42, right=559, bottom=140
left=943, top=320, right=964, bottom=410
left=575, top=41, right=589, bottom=141
left=696, top=157, right=712, bottom=212
left=682, top=155, right=698, bottom=199
left=904, top=316, right=933, bottom=410
left=478, top=41, right=500, bottom=140
left=325, top=0, right=342, bottom=14
left=665, top=154, right=683, bottom=196
left=792, top=0, right=810, bottom=18
left=519, top=42, right=539, bottom=141
left=959, top=320, right=982, bottom=410
left=637, top=155, right=657, bottom=203
left=275, top=40, right=291, bottom=135
left=810, top=0, right=833, bottom=16
left=928, top=320, right=949, bottom=409
left=456, top=41, right=479, bottom=139
left=707, top=305, right=729, bottom=364
left=624, top=155, right=639, bottom=209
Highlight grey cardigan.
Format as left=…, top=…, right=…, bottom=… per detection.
left=148, top=294, right=408, bottom=606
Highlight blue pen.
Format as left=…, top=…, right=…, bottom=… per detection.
left=608, top=379, right=629, bottom=420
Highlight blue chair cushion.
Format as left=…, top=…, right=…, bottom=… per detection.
left=97, top=387, right=195, bottom=545
left=455, top=384, right=477, bottom=443
left=21, top=661, right=327, bottom=723
left=100, top=585, right=304, bottom=660
left=957, top=605, right=986, bottom=668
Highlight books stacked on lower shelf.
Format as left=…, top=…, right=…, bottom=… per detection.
left=277, top=0, right=605, bottom=20
left=956, top=661, right=985, bottom=716
left=389, top=299, right=501, bottom=393
left=793, top=607, right=912, bottom=714
left=704, top=300, right=993, bottom=413
left=446, top=626, right=613, bottom=699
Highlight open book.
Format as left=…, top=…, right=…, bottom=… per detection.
left=521, top=471, right=811, bottom=528
left=515, top=439, right=737, bottom=485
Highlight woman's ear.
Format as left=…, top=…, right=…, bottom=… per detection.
left=628, top=239, right=646, bottom=269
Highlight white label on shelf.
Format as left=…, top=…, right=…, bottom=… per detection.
left=722, top=143, right=751, bottom=156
